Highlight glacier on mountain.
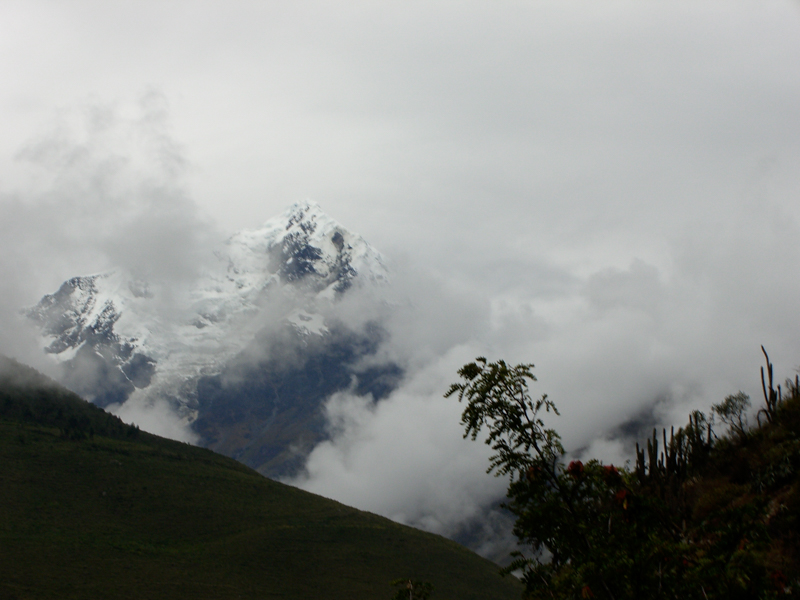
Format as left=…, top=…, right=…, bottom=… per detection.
left=25, top=201, right=400, bottom=476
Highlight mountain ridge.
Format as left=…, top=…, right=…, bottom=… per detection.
left=0, top=354, right=522, bottom=600
left=23, top=201, right=401, bottom=478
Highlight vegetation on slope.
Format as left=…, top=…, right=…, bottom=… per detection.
left=0, top=356, right=521, bottom=600
left=449, top=350, right=800, bottom=599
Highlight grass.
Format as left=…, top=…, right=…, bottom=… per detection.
left=0, top=357, right=522, bottom=600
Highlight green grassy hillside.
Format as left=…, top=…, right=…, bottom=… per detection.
left=0, top=356, right=522, bottom=600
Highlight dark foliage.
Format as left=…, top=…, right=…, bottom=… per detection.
left=449, top=351, right=800, bottom=599
left=0, top=355, right=140, bottom=440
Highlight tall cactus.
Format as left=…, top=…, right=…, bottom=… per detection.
left=758, top=345, right=783, bottom=425
left=636, top=415, right=710, bottom=488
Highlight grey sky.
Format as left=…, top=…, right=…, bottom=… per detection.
left=2, top=0, right=800, bottom=541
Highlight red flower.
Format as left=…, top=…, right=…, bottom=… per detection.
left=581, top=585, right=594, bottom=598
left=567, top=460, right=584, bottom=477
left=615, top=489, right=630, bottom=510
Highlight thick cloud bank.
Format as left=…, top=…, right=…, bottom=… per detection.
left=285, top=200, right=800, bottom=545
left=287, top=208, right=800, bottom=545
left=290, top=344, right=507, bottom=535
left=0, top=94, right=220, bottom=434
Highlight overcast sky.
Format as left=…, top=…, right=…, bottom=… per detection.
left=2, top=0, right=800, bottom=544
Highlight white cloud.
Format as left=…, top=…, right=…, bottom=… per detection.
left=109, top=394, right=199, bottom=444
left=289, top=344, right=507, bottom=536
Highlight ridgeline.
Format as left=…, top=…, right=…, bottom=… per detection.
left=0, top=355, right=522, bottom=600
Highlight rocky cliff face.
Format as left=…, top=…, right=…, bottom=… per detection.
left=25, top=201, right=400, bottom=477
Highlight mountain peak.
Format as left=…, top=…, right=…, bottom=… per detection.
left=25, top=201, right=390, bottom=412
left=226, top=201, right=387, bottom=296
left=283, top=199, right=324, bottom=230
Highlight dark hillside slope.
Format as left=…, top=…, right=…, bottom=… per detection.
left=0, top=356, right=521, bottom=600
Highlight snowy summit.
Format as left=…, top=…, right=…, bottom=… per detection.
left=25, top=201, right=389, bottom=415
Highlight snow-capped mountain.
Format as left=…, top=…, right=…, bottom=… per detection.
left=26, top=201, right=400, bottom=476
left=225, top=200, right=387, bottom=298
